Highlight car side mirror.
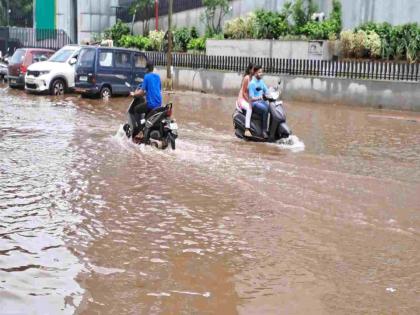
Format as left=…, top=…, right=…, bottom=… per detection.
left=33, top=57, right=39, bottom=63
left=69, top=58, right=77, bottom=65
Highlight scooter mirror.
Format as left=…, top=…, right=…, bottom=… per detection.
left=125, top=82, right=131, bottom=88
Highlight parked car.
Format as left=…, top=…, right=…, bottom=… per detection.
left=25, top=45, right=80, bottom=95
left=75, top=47, right=148, bottom=98
left=8, top=48, right=54, bottom=88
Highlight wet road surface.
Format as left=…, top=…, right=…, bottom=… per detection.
left=0, top=85, right=419, bottom=314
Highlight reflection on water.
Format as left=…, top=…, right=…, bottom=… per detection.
left=1, top=86, right=419, bottom=314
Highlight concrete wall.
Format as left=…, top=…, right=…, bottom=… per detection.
left=134, top=0, right=420, bottom=35
left=206, top=39, right=334, bottom=60
left=155, top=67, right=420, bottom=111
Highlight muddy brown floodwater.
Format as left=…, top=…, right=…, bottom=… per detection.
left=0, top=85, right=419, bottom=315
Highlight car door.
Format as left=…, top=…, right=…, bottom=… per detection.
left=113, top=50, right=132, bottom=95
left=132, top=52, right=147, bottom=90
left=96, top=48, right=114, bottom=91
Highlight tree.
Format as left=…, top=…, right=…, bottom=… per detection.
left=202, top=0, right=231, bottom=35
left=0, top=0, right=33, bottom=27
left=130, top=0, right=155, bottom=35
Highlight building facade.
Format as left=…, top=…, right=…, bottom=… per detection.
left=34, top=0, right=119, bottom=44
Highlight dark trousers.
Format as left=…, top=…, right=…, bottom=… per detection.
left=252, top=100, right=269, bottom=132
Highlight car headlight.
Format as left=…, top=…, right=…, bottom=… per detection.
left=39, top=70, right=50, bottom=75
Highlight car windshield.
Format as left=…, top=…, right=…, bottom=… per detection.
left=49, top=49, right=75, bottom=63
left=10, top=49, right=26, bottom=64
left=77, top=48, right=96, bottom=67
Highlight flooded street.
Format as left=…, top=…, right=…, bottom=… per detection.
left=1, top=85, right=419, bottom=315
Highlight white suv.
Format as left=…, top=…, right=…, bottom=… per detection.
left=25, top=45, right=80, bottom=95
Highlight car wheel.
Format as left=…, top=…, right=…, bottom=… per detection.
left=51, top=79, right=66, bottom=96
left=100, top=86, right=111, bottom=99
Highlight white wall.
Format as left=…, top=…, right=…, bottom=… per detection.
left=206, top=39, right=334, bottom=60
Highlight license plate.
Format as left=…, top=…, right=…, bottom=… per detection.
left=10, top=79, right=16, bottom=84
left=169, top=122, right=178, bottom=130
left=79, top=76, right=87, bottom=82
left=26, top=77, right=34, bottom=83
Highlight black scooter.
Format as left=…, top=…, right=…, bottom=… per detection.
left=233, top=83, right=296, bottom=145
left=123, top=96, right=178, bottom=150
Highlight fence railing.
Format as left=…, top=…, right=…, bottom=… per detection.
left=0, top=27, right=73, bottom=55
left=117, top=0, right=205, bottom=23
left=144, top=52, right=420, bottom=82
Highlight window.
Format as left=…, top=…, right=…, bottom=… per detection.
left=134, top=54, right=147, bottom=68
left=99, top=51, right=113, bottom=67
left=115, top=51, right=131, bottom=68
left=32, top=51, right=50, bottom=63
left=10, top=49, right=26, bottom=64
left=49, top=49, right=76, bottom=63
left=77, top=49, right=96, bottom=67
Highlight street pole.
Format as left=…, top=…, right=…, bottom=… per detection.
left=155, top=0, right=159, bottom=31
left=165, top=0, right=173, bottom=90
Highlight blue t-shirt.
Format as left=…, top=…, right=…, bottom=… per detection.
left=248, top=78, right=268, bottom=101
left=138, top=72, right=162, bottom=110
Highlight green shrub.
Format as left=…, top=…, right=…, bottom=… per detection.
left=366, top=31, right=381, bottom=58
left=120, top=35, right=151, bottom=51
left=255, top=10, right=289, bottom=39
left=187, top=37, right=207, bottom=51
left=340, top=30, right=354, bottom=58
left=148, top=30, right=165, bottom=51
left=173, top=27, right=192, bottom=52
left=190, top=26, right=199, bottom=39
left=224, top=13, right=257, bottom=39
left=356, top=21, right=420, bottom=62
left=103, top=20, right=131, bottom=46
left=353, top=30, right=368, bottom=58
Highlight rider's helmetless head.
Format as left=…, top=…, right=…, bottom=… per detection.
left=254, top=65, right=263, bottom=80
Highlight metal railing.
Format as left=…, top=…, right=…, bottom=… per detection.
left=0, top=27, right=73, bottom=55
left=117, top=0, right=205, bottom=23
left=144, top=52, right=420, bottom=82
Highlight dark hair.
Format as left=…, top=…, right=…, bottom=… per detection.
left=254, top=64, right=262, bottom=72
left=244, top=62, right=254, bottom=77
left=146, top=60, right=154, bottom=72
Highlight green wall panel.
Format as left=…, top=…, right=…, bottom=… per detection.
left=35, top=0, right=56, bottom=40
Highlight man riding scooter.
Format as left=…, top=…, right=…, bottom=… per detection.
left=248, top=65, right=269, bottom=139
left=130, top=60, right=162, bottom=141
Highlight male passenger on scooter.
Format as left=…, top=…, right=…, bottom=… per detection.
left=130, top=60, right=162, bottom=139
left=248, top=65, right=269, bottom=138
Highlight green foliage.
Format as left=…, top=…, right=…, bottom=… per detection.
left=190, top=26, right=199, bottom=39
left=254, top=10, right=289, bottom=39
left=366, top=31, right=381, bottom=58
left=103, top=20, right=131, bottom=46
left=354, top=22, right=420, bottom=62
left=223, top=0, right=342, bottom=40
left=187, top=37, right=207, bottom=51
left=174, top=27, right=192, bottom=52
left=353, top=30, right=368, bottom=58
left=292, top=0, right=318, bottom=33
left=120, top=35, right=151, bottom=51
left=224, top=13, right=257, bottom=39
left=202, top=0, right=231, bottom=35
left=340, top=30, right=354, bottom=58
left=148, top=30, right=165, bottom=51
